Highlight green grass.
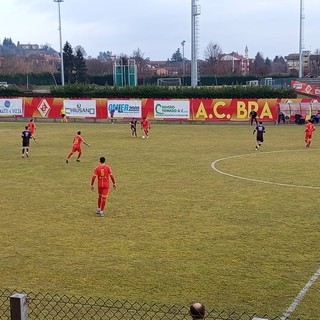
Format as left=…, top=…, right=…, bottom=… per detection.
left=1, top=121, right=320, bottom=319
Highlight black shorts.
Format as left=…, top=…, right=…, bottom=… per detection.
left=257, top=134, right=264, bottom=142
left=61, top=114, right=65, bottom=118
left=22, top=140, right=30, bottom=147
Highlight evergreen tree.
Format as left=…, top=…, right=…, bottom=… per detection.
left=170, top=48, right=183, bottom=62
left=62, top=41, right=75, bottom=84
left=74, top=48, right=87, bottom=83
left=253, top=52, right=267, bottom=76
left=265, top=57, right=272, bottom=74
left=3, top=37, right=15, bottom=46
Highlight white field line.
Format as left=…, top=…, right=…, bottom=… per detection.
left=211, top=150, right=320, bottom=190
left=280, top=267, right=320, bottom=319
left=211, top=150, right=320, bottom=318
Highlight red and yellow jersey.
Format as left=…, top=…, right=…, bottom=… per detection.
left=27, top=122, right=36, bottom=133
left=305, top=122, right=315, bottom=134
left=92, top=165, right=114, bottom=188
left=141, top=119, right=150, bottom=130
left=73, top=135, right=84, bottom=147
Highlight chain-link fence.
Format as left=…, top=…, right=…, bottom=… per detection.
left=0, top=288, right=299, bottom=320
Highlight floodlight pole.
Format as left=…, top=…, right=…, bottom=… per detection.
left=298, top=0, right=304, bottom=78
left=181, top=40, right=186, bottom=82
left=54, top=0, right=65, bottom=86
left=191, top=0, right=200, bottom=88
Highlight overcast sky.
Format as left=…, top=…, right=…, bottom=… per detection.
left=1, top=0, right=318, bottom=60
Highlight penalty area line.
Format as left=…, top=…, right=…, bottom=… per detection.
left=280, top=267, right=320, bottom=319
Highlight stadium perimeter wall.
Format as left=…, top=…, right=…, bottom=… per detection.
left=0, top=97, right=319, bottom=123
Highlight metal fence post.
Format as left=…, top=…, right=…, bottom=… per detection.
left=10, top=293, right=28, bottom=320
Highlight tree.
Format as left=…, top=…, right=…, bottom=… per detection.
left=118, top=54, right=129, bottom=66
left=310, top=49, right=320, bottom=77
left=203, top=42, right=222, bottom=75
left=272, top=55, right=287, bottom=74
left=86, top=59, right=113, bottom=75
left=97, top=51, right=113, bottom=61
left=73, top=48, right=87, bottom=83
left=74, top=45, right=87, bottom=58
left=265, top=57, right=272, bottom=74
left=3, top=37, right=15, bottom=46
left=170, top=48, right=183, bottom=62
left=62, top=41, right=75, bottom=84
left=253, top=52, right=268, bottom=76
left=131, top=48, right=149, bottom=80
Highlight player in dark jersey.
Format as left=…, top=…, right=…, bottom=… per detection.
left=249, top=110, right=258, bottom=125
left=21, top=126, right=33, bottom=158
left=253, top=121, right=265, bottom=150
left=130, top=118, right=139, bottom=137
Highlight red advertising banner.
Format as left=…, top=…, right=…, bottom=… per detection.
left=291, top=80, right=320, bottom=97
left=190, top=99, right=280, bottom=122
left=2, top=96, right=318, bottom=122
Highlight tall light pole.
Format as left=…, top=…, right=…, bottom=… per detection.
left=298, top=0, right=305, bottom=78
left=191, top=0, right=201, bottom=88
left=54, top=0, right=65, bottom=86
left=181, top=40, right=186, bottom=82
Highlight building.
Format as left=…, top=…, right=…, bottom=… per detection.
left=285, top=50, right=311, bottom=76
left=218, top=46, right=250, bottom=75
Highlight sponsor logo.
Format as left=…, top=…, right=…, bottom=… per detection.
left=108, top=103, right=140, bottom=113
left=66, top=103, right=95, bottom=115
left=305, top=85, right=312, bottom=94
left=155, top=103, right=186, bottom=115
left=37, top=99, right=51, bottom=117
left=293, top=83, right=303, bottom=90
left=0, top=99, right=22, bottom=114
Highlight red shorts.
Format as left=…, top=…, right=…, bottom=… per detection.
left=72, top=145, right=81, bottom=153
left=98, top=187, right=109, bottom=196
left=305, top=133, right=312, bottom=140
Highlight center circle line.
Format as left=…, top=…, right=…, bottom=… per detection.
left=211, top=149, right=320, bottom=190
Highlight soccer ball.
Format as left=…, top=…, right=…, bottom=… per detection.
left=142, top=136, right=145, bottom=139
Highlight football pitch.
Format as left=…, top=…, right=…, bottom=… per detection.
left=1, top=121, right=319, bottom=319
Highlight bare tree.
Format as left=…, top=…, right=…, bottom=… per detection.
left=0, top=56, right=56, bottom=73
left=86, top=59, right=113, bottom=75
left=131, top=48, right=149, bottom=80
left=203, top=41, right=222, bottom=75
left=310, top=49, right=320, bottom=77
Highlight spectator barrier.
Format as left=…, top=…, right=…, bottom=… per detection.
left=0, top=97, right=319, bottom=123
left=0, top=289, right=301, bottom=320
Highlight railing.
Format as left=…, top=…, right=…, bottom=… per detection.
left=0, top=289, right=298, bottom=320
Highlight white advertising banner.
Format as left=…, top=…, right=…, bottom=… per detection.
left=154, top=100, right=190, bottom=119
left=64, top=100, right=96, bottom=118
left=107, top=100, right=141, bottom=118
left=0, top=99, right=23, bottom=116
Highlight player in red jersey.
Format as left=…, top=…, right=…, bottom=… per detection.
left=91, top=156, right=116, bottom=216
left=66, top=131, right=91, bottom=163
left=27, top=119, right=37, bottom=141
left=141, top=117, right=150, bottom=138
left=304, top=119, right=316, bottom=147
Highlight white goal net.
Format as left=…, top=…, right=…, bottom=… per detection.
left=157, top=78, right=182, bottom=87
